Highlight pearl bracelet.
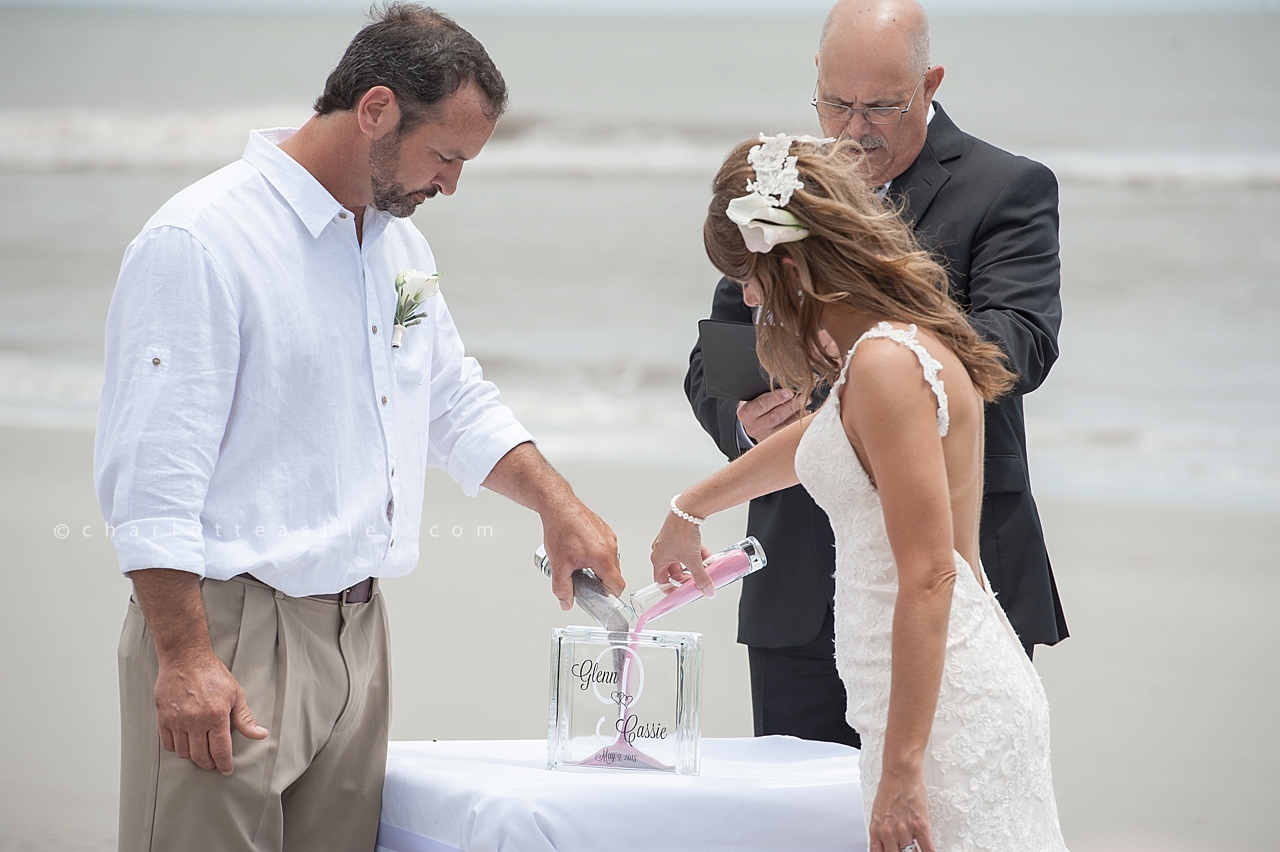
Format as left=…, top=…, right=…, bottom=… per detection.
left=670, top=495, right=705, bottom=526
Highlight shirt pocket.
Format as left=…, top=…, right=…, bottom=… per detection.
left=392, top=323, right=431, bottom=385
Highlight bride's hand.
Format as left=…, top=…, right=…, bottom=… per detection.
left=868, top=766, right=935, bottom=852
left=650, top=507, right=713, bottom=595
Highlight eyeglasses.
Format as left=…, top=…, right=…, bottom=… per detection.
left=811, top=70, right=928, bottom=126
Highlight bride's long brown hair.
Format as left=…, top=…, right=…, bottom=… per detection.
left=704, top=137, right=1015, bottom=404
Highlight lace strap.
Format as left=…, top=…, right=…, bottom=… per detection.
left=838, top=322, right=950, bottom=436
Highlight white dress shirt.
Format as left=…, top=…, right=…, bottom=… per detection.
left=95, top=128, right=534, bottom=596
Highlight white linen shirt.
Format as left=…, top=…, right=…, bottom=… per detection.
left=94, top=128, right=534, bottom=596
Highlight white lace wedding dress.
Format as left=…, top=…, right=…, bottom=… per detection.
left=794, top=323, right=1068, bottom=851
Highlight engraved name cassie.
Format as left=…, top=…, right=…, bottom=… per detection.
left=616, top=713, right=667, bottom=745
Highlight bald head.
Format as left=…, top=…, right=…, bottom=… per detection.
left=820, top=0, right=931, bottom=75
left=813, top=0, right=942, bottom=185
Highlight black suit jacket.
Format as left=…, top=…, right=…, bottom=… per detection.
left=685, top=103, right=1069, bottom=650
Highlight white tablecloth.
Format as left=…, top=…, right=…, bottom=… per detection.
left=377, top=736, right=866, bottom=852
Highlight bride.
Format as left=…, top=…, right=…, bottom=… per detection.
left=651, top=135, right=1068, bottom=852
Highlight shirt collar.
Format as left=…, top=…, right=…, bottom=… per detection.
left=243, top=128, right=346, bottom=239
left=879, top=103, right=936, bottom=198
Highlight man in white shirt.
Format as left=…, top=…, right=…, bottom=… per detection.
left=95, top=7, right=621, bottom=851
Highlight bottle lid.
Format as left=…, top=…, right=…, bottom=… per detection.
left=739, top=536, right=767, bottom=573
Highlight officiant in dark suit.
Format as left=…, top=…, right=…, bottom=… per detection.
left=685, top=0, right=1069, bottom=748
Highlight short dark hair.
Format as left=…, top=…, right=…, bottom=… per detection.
left=314, top=3, right=508, bottom=133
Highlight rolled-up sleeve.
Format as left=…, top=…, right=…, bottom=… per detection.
left=93, top=226, right=240, bottom=577
left=424, top=296, right=534, bottom=497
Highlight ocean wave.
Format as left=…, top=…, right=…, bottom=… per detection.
left=0, top=353, right=102, bottom=429
left=1027, top=149, right=1280, bottom=189
left=3, top=352, right=1277, bottom=509
left=0, top=107, right=311, bottom=173
left=1, top=108, right=1277, bottom=187
left=1026, top=420, right=1280, bottom=510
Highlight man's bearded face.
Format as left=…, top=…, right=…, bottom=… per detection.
left=369, top=133, right=437, bottom=218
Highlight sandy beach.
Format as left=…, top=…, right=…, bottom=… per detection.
left=2, top=424, right=1277, bottom=851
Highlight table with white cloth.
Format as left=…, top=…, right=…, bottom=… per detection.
left=376, top=736, right=866, bottom=852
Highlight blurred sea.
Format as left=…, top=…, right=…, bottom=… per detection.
left=1, top=7, right=1278, bottom=509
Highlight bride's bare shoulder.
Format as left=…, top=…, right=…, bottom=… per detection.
left=841, top=333, right=942, bottom=425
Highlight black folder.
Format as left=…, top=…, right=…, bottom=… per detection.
left=697, top=319, right=774, bottom=402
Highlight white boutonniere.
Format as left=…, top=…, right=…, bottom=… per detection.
left=392, top=269, right=439, bottom=348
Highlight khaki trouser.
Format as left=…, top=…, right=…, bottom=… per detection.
left=118, top=575, right=391, bottom=852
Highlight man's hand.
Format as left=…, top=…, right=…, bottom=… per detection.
left=737, top=388, right=805, bottom=443
left=154, top=650, right=269, bottom=775
left=130, top=568, right=268, bottom=776
left=480, top=442, right=623, bottom=610
left=541, top=497, right=622, bottom=610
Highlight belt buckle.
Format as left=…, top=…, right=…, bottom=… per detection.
left=339, top=579, right=371, bottom=606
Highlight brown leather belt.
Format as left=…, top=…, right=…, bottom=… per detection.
left=236, top=573, right=375, bottom=604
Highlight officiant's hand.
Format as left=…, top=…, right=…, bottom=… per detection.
left=737, top=388, right=805, bottom=443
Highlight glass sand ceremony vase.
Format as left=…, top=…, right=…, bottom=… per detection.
left=539, top=537, right=765, bottom=776
left=547, top=626, right=702, bottom=775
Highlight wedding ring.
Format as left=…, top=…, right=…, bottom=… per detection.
left=900, top=842, right=919, bottom=852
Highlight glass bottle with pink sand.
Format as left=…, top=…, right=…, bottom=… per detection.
left=628, top=536, right=767, bottom=630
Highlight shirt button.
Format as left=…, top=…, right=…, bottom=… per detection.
left=391, top=467, right=396, bottom=477
left=151, top=357, right=161, bottom=366
left=339, top=212, right=348, bottom=220
left=372, top=325, right=378, bottom=334
left=381, top=396, right=388, bottom=405
left=390, top=539, right=395, bottom=547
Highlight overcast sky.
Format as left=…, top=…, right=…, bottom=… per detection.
left=2, top=0, right=1275, bottom=13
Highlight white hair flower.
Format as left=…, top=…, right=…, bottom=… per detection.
left=727, top=134, right=831, bottom=253
left=726, top=194, right=809, bottom=254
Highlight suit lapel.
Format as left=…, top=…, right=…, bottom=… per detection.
left=887, top=102, right=963, bottom=227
